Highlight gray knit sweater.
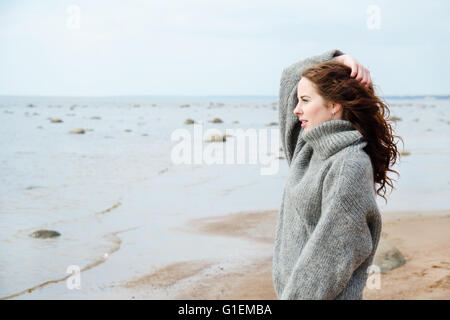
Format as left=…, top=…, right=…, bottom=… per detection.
left=272, top=49, right=382, bottom=300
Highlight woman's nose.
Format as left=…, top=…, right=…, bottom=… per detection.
left=293, top=104, right=302, bottom=116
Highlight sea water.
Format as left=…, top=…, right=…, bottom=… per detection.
left=0, top=95, right=448, bottom=298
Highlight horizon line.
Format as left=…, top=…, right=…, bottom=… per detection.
left=0, top=94, right=450, bottom=99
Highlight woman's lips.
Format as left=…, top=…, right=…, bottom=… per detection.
left=301, top=120, right=308, bottom=127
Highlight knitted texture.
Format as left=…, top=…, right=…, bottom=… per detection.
left=273, top=50, right=382, bottom=300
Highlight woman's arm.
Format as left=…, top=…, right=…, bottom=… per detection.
left=278, top=49, right=344, bottom=166
left=333, top=54, right=373, bottom=88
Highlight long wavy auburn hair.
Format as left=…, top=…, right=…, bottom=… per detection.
left=301, top=61, right=404, bottom=203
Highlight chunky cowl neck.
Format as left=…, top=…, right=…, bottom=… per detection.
left=300, top=119, right=366, bottom=160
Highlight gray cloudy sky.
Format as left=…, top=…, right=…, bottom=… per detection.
left=1, top=0, right=449, bottom=96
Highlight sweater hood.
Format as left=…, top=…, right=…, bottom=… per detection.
left=301, top=119, right=367, bottom=160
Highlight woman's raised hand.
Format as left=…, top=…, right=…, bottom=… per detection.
left=333, top=54, right=372, bottom=88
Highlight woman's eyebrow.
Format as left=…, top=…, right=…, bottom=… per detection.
left=298, top=95, right=311, bottom=99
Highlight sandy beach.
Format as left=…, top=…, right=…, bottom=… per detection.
left=0, top=96, right=449, bottom=300
left=123, top=209, right=450, bottom=300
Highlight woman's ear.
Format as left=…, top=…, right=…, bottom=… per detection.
left=328, top=102, right=342, bottom=114
left=330, top=102, right=342, bottom=114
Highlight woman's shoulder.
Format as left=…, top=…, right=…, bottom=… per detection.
left=325, top=149, right=373, bottom=184
left=325, top=135, right=370, bottom=165
left=337, top=148, right=372, bottom=168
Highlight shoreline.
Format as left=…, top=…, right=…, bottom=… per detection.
left=130, top=209, right=450, bottom=300
left=8, top=209, right=450, bottom=300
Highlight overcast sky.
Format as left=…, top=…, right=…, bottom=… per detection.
left=1, top=0, right=449, bottom=96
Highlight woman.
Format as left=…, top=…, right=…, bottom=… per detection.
left=272, top=49, right=401, bottom=299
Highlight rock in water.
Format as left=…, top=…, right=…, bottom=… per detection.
left=30, top=230, right=61, bottom=239
left=208, top=117, right=223, bottom=123
left=69, top=128, right=85, bottom=134
left=204, top=133, right=226, bottom=142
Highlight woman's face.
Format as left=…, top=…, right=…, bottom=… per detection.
left=293, top=77, right=340, bottom=131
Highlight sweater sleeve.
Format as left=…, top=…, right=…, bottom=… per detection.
left=278, top=49, right=344, bottom=166
left=280, top=157, right=375, bottom=300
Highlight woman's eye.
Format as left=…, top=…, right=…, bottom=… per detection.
left=302, top=99, right=308, bottom=102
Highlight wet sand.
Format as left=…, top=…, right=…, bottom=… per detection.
left=123, top=209, right=450, bottom=300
